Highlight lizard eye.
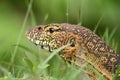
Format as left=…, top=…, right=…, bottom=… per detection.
left=49, top=28, right=55, bottom=33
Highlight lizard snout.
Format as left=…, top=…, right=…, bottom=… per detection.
left=25, top=29, right=31, bottom=40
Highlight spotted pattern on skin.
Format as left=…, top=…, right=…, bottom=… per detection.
left=26, top=23, right=120, bottom=80
left=101, top=56, right=108, bottom=63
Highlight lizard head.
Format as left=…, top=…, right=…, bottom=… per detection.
left=26, top=23, right=77, bottom=52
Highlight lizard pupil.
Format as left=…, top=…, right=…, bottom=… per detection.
left=49, top=28, right=55, bottom=33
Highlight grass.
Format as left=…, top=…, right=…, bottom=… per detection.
left=0, top=0, right=119, bottom=80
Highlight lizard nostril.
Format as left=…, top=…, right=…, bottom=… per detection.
left=38, top=27, right=42, bottom=30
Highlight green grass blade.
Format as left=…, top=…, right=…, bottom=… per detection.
left=11, top=0, right=33, bottom=65
left=41, top=44, right=70, bottom=67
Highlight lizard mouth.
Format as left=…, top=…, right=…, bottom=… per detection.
left=33, top=39, right=54, bottom=52
left=40, top=43, right=52, bottom=52
left=26, top=34, right=54, bottom=52
left=40, top=45, right=51, bottom=52
left=26, top=29, right=56, bottom=52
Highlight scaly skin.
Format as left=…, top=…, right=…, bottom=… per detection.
left=26, top=23, right=120, bottom=80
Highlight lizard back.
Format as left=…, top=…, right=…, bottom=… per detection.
left=26, top=23, right=120, bottom=80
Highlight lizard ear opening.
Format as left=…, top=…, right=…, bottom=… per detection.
left=70, top=38, right=76, bottom=47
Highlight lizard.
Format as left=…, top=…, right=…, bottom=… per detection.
left=26, top=23, right=120, bottom=80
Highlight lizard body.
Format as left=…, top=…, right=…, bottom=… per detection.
left=26, top=23, right=120, bottom=80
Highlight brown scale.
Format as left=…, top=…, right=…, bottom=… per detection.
left=26, top=23, right=120, bottom=80
left=55, top=23, right=120, bottom=79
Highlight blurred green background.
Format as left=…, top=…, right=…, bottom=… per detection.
left=0, top=0, right=120, bottom=79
